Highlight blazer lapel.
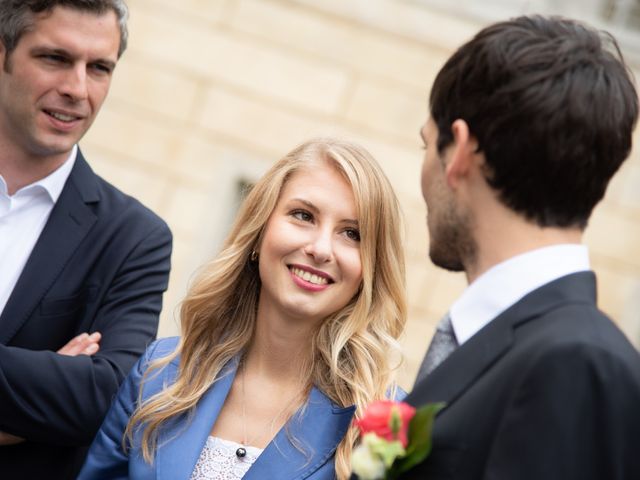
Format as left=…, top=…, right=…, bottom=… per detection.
left=156, top=359, right=239, bottom=480
left=0, top=152, right=98, bottom=343
left=407, top=272, right=598, bottom=411
left=244, top=387, right=355, bottom=480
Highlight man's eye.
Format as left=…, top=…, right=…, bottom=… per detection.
left=41, top=54, right=66, bottom=63
left=91, top=63, right=112, bottom=75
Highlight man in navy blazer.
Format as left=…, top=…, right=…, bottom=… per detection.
left=405, top=16, right=640, bottom=479
left=0, top=1, right=171, bottom=478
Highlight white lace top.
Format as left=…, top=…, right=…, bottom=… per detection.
left=190, top=436, right=264, bottom=480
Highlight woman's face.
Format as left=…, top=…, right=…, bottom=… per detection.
left=257, top=161, right=363, bottom=325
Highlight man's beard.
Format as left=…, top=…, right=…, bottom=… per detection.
left=428, top=205, right=476, bottom=273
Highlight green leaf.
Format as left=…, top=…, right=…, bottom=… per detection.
left=362, top=433, right=406, bottom=469
left=373, top=440, right=405, bottom=469
left=393, top=402, right=444, bottom=475
left=389, top=406, right=402, bottom=438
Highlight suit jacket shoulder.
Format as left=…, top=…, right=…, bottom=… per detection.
left=403, top=272, right=640, bottom=480
left=0, top=149, right=173, bottom=479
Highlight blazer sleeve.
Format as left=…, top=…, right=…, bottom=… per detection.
left=483, top=342, right=640, bottom=480
left=77, top=340, right=162, bottom=480
left=0, top=220, right=172, bottom=445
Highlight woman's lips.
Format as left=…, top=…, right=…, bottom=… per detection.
left=289, top=265, right=333, bottom=292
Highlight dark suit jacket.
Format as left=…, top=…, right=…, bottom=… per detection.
left=0, top=150, right=172, bottom=479
left=78, top=337, right=356, bottom=480
left=402, top=272, right=640, bottom=480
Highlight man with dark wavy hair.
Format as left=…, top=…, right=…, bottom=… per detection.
left=406, top=15, right=640, bottom=479
left=0, top=1, right=172, bottom=478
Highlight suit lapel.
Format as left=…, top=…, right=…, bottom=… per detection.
left=0, top=152, right=98, bottom=343
left=407, top=307, right=514, bottom=409
left=156, top=359, right=239, bottom=480
left=244, top=387, right=355, bottom=480
left=407, top=272, right=598, bottom=410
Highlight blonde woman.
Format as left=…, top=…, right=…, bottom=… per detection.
left=79, top=138, right=407, bottom=480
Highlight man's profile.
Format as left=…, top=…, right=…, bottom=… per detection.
left=403, top=15, right=640, bottom=480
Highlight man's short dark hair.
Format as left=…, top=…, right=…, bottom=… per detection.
left=0, top=0, right=128, bottom=59
left=430, top=15, right=638, bottom=228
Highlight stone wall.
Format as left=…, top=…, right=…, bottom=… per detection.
left=82, top=0, right=640, bottom=387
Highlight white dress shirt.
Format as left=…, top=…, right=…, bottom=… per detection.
left=450, top=244, right=591, bottom=346
left=0, top=146, right=77, bottom=316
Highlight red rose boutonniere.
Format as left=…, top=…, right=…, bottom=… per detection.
left=351, top=400, right=444, bottom=480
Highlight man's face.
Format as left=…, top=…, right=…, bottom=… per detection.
left=0, top=6, right=120, bottom=163
left=420, top=118, right=474, bottom=272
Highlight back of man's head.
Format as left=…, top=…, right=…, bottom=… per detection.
left=430, top=15, right=638, bottom=229
left=0, top=0, right=129, bottom=59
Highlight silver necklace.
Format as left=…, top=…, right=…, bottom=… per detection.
left=235, top=363, right=300, bottom=459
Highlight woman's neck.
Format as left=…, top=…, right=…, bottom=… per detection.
left=244, top=309, right=314, bottom=385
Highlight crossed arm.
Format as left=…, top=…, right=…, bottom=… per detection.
left=0, top=222, right=171, bottom=448
left=0, top=332, right=103, bottom=446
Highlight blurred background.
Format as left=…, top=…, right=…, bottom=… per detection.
left=82, top=0, right=640, bottom=388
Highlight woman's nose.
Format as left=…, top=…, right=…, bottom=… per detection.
left=303, top=229, right=333, bottom=263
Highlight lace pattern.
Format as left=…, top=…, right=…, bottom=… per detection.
left=190, top=436, right=263, bottom=480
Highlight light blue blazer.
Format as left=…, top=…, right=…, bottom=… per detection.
left=78, top=337, right=356, bottom=480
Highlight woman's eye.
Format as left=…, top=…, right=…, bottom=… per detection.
left=345, top=228, right=361, bottom=242
left=291, top=210, right=313, bottom=222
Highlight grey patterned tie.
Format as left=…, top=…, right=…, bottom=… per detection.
left=415, top=313, right=458, bottom=385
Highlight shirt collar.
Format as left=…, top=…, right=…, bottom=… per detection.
left=450, top=244, right=591, bottom=345
left=23, top=145, right=77, bottom=203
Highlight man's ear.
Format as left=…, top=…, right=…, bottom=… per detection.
left=444, top=119, right=478, bottom=188
left=0, top=41, right=8, bottom=73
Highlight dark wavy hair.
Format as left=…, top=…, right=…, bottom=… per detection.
left=430, top=15, right=638, bottom=228
left=0, top=0, right=128, bottom=62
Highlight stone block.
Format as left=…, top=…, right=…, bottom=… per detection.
left=84, top=105, right=184, bottom=171
left=345, top=79, right=428, bottom=142
left=585, top=205, right=640, bottom=270
left=171, top=135, right=229, bottom=187
left=127, top=9, right=349, bottom=115
left=198, top=87, right=338, bottom=155
left=109, top=56, right=201, bottom=123
left=288, top=0, right=479, bottom=50
left=231, top=0, right=449, bottom=90
left=163, top=182, right=219, bottom=237
left=130, top=0, right=229, bottom=26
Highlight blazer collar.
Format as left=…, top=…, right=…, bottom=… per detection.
left=244, top=387, right=355, bottom=480
left=156, top=358, right=355, bottom=480
left=407, top=271, right=597, bottom=409
left=0, top=149, right=99, bottom=343
left=68, top=149, right=100, bottom=203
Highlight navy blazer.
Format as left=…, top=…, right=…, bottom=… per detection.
left=79, top=337, right=356, bottom=480
left=401, top=272, right=640, bottom=480
left=0, top=150, right=172, bottom=479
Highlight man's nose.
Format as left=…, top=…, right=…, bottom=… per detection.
left=58, top=65, right=88, bottom=101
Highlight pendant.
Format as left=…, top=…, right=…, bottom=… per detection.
left=236, top=447, right=247, bottom=458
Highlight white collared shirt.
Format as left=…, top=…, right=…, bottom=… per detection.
left=0, top=146, right=77, bottom=316
left=450, top=244, right=591, bottom=345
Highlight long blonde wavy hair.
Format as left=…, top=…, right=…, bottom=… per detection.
left=125, top=138, right=407, bottom=479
